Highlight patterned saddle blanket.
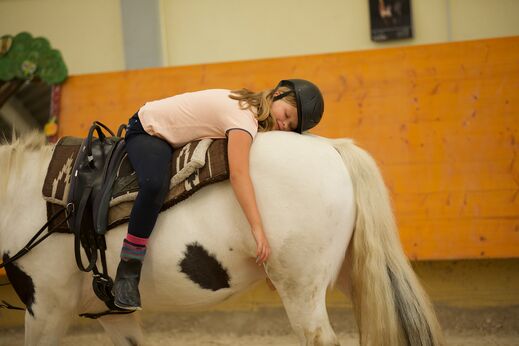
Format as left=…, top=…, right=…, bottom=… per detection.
left=42, top=137, right=229, bottom=233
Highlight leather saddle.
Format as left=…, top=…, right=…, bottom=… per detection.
left=67, top=121, right=127, bottom=239
left=66, top=121, right=128, bottom=311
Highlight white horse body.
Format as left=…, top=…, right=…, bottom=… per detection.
left=105, top=132, right=354, bottom=312
left=0, top=132, right=443, bottom=346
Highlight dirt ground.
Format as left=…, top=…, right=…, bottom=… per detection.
left=1, top=306, right=518, bottom=345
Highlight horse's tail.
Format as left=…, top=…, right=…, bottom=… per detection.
left=331, top=138, right=444, bottom=346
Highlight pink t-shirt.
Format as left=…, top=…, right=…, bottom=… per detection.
left=138, top=89, right=259, bottom=148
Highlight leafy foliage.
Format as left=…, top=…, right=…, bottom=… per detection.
left=0, top=32, right=68, bottom=85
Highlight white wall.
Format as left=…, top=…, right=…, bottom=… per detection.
left=161, top=0, right=452, bottom=66
left=0, top=0, right=125, bottom=75
left=161, top=0, right=519, bottom=66
left=450, top=0, right=519, bottom=41
left=1, top=0, right=518, bottom=74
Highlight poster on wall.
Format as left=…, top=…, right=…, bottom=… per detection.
left=369, top=0, right=413, bottom=42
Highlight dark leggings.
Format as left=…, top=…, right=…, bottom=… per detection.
left=125, top=114, right=172, bottom=238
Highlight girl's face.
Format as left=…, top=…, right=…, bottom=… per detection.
left=270, top=95, right=298, bottom=132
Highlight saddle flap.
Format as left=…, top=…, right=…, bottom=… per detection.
left=67, top=122, right=121, bottom=234
left=93, top=139, right=127, bottom=235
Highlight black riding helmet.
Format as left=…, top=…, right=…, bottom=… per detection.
left=273, top=79, right=324, bottom=133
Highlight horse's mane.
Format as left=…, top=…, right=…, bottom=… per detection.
left=0, top=130, right=47, bottom=149
left=0, top=131, right=51, bottom=201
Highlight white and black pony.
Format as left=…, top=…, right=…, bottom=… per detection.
left=0, top=132, right=444, bottom=345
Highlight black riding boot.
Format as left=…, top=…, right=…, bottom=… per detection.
left=113, top=259, right=143, bottom=310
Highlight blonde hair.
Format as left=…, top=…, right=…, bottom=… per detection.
left=229, top=86, right=297, bottom=132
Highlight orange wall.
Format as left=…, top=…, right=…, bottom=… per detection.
left=57, top=37, right=519, bottom=261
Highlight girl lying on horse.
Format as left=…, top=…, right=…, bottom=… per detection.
left=114, top=79, right=325, bottom=310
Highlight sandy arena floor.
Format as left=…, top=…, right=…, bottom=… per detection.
left=1, top=306, right=518, bottom=345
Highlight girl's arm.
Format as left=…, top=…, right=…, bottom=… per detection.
left=227, top=129, right=270, bottom=264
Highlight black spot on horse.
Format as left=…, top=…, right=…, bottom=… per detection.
left=179, top=242, right=230, bottom=291
left=2, top=253, right=35, bottom=316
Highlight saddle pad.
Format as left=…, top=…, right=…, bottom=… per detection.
left=43, top=137, right=229, bottom=233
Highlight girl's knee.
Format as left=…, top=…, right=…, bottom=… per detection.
left=139, top=176, right=167, bottom=195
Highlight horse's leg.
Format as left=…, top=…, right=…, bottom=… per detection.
left=11, top=258, right=79, bottom=345
left=336, top=245, right=353, bottom=299
left=24, top=304, right=75, bottom=345
left=98, top=313, right=144, bottom=346
left=268, top=266, right=339, bottom=346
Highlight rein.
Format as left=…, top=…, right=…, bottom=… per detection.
left=0, top=207, right=71, bottom=313
left=0, top=206, right=71, bottom=269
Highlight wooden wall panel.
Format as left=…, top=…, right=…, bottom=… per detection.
left=58, top=37, right=519, bottom=260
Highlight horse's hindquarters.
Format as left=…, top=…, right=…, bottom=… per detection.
left=249, top=133, right=357, bottom=344
left=251, top=133, right=356, bottom=280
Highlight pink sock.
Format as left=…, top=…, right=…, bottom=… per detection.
left=126, top=234, right=149, bottom=246
left=121, top=234, right=149, bottom=261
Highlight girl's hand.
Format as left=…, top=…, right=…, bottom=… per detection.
left=252, top=226, right=271, bottom=265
